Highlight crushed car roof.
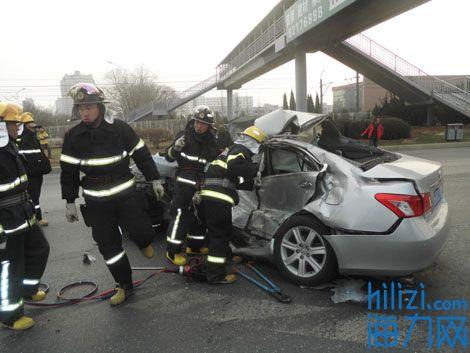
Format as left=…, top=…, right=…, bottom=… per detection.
left=254, top=109, right=328, bottom=136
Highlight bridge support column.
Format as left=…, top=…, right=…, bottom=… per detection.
left=227, top=89, right=234, bottom=122
left=295, top=52, right=307, bottom=112
left=426, top=105, right=435, bottom=126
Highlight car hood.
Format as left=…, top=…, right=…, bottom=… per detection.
left=254, top=109, right=327, bottom=137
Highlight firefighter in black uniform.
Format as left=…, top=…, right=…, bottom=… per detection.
left=60, top=83, right=164, bottom=306
left=165, top=105, right=218, bottom=266
left=17, top=112, right=51, bottom=227
left=201, top=126, right=267, bottom=284
left=0, top=102, right=50, bottom=330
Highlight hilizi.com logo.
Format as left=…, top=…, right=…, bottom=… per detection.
left=367, top=281, right=468, bottom=350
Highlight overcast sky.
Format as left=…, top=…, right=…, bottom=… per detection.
left=1, top=0, right=468, bottom=109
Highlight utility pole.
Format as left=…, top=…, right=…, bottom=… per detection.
left=320, top=78, right=323, bottom=114
left=355, top=72, right=360, bottom=112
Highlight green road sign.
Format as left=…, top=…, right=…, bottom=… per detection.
left=285, top=0, right=357, bottom=43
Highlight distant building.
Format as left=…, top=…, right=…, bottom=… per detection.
left=333, top=75, right=470, bottom=112
left=332, top=80, right=364, bottom=112
left=322, top=104, right=333, bottom=114
left=55, top=71, right=95, bottom=115
left=253, top=103, right=281, bottom=117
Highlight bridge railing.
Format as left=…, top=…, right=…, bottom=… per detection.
left=217, top=16, right=286, bottom=82
left=345, top=33, right=470, bottom=112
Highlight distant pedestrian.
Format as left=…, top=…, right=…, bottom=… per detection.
left=37, top=126, right=51, bottom=158
left=361, top=116, right=384, bottom=147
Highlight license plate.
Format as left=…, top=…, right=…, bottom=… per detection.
left=433, top=183, right=443, bottom=209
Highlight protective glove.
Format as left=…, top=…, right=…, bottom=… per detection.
left=173, top=136, right=186, bottom=152
left=152, top=179, right=165, bottom=201
left=254, top=171, right=262, bottom=188
left=192, top=191, right=202, bottom=206
left=66, top=203, right=79, bottom=223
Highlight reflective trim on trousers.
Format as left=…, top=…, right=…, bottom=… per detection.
left=34, top=204, right=40, bottom=210
left=176, top=176, right=197, bottom=186
left=23, top=279, right=39, bottom=286
left=207, top=255, right=226, bottom=264
left=0, top=174, right=28, bottom=192
left=83, top=178, right=135, bottom=198
left=0, top=300, right=23, bottom=312
left=169, top=209, right=182, bottom=242
left=187, top=234, right=205, bottom=240
left=105, top=251, right=126, bottom=265
left=3, top=216, right=35, bottom=235
left=129, top=139, right=145, bottom=156
left=200, top=190, right=234, bottom=205
left=1, top=261, right=10, bottom=306
left=166, top=237, right=182, bottom=245
left=18, top=149, right=42, bottom=154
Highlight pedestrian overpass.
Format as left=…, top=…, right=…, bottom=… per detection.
left=127, top=0, right=470, bottom=123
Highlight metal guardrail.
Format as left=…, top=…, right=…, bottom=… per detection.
left=345, top=33, right=470, bottom=114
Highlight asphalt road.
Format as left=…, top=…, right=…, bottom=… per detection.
left=1, top=146, right=469, bottom=353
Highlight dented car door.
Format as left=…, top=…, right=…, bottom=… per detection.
left=247, top=146, right=324, bottom=238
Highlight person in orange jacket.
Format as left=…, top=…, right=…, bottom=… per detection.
left=361, top=116, right=384, bottom=147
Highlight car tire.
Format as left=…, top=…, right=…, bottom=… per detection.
left=273, top=215, right=337, bottom=286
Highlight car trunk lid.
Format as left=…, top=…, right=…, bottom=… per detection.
left=362, top=154, right=443, bottom=210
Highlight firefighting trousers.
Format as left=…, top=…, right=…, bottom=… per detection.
left=203, top=199, right=233, bottom=282
left=85, top=192, right=156, bottom=287
left=166, top=182, right=206, bottom=254
left=27, top=175, right=43, bottom=221
left=0, top=225, right=50, bottom=326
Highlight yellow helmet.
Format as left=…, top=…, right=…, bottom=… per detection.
left=0, top=102, right=23, bottom=123
left=242, top=126, right=267, bottom=143
left=21, top=112, right=35, bottom=124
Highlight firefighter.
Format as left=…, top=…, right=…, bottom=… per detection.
left=60, top=83, right=164, bottom=306
left=17, top=112, right=51, bottom=226
left=201, top=126, right=267, bottom=284
left=165, top=105, right=218, bottom=266
left=0, top=102, right=50, bottom=330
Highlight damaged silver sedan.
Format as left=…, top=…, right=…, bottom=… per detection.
left=147, top=110, right=450, bottom=286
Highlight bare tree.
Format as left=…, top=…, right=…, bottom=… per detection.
left=104, top=65, right=178, bottom=119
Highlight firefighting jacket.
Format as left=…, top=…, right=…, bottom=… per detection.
left=165, top=122, right=218, bottom=188
left=17, top=128, right=51, bottom=176
left=0, top=139, right=36, bottom=238
left=200, top=144, right=259, bottom=205
left=60, top=119, right=159, bottom=203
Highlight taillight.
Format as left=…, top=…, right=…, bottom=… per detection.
left=375, top=193, right=431, bottom=218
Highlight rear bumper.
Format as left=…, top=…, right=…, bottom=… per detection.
left=327, top=200, right=450, bottom=276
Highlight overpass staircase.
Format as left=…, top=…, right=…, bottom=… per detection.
left=127, top=75, right=217, bottom=123
left=323, top=33, right=470, bottom=118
